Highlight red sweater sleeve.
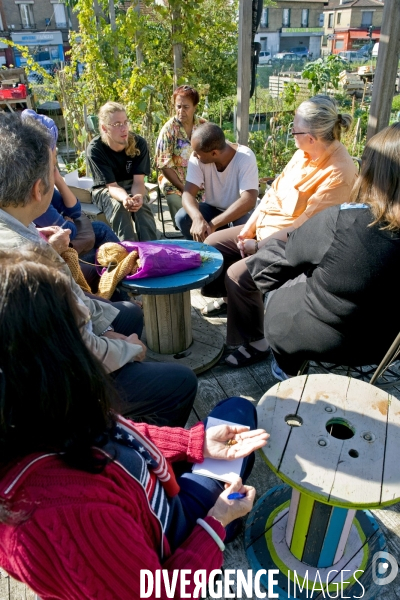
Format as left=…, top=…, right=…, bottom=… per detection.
left=133, top=421, right=205, bottom=463
left=12, top=505, right=225, bottom=600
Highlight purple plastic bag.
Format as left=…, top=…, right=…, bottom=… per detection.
left=97, top=242, right=201, bottom=280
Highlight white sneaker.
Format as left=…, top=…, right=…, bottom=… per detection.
left=271, top=358, right=290, bottom=381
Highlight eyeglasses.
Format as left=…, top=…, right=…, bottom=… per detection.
left=108, top=120, right=130, bottom=129
left=290, top=128, right=309, bottom=136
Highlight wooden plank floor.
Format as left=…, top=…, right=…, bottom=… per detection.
left=2, top=200, right=400, bottom=599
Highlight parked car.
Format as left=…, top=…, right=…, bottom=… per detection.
left=290, top=47, right=309, bottom=58
left=274, top=52, right=306, bottom=64
left=258, top=50, right=272, bottom=65
left=338, top=50, right=368, bottom=63
left=358, top=42, right=374, bottom=57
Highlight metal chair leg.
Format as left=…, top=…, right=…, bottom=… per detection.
left=370, top=331, right=400, bottom=385
left=157, top=187, right=183, bottom=239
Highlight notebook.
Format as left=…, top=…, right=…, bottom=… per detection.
left=192, top=416, right=246, bottom=483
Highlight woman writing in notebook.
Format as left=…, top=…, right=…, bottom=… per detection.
left=0, top=249, right=268, bottom=600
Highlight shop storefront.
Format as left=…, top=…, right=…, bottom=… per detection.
left=280, top=27, right=324, bottom=58
left=10, top=31, right=64, bottom=71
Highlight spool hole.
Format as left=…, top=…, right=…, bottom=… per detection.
left=326, top=418, right=355, bottom=440
left=285, top=414, right=303, bottom=427
left=349, top=449, right=359, bottom=458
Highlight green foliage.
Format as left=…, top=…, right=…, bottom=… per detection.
left=392, top=95, right=400, bottom=112
left=302, top=55, right=347, bottom=95
left=0, top=38, right=53, bottom=83
left=64, top=150, right=87, bottom=176
left=282, top=82, right=300, bottom=109
left=58, top=0, right=239, bottom=154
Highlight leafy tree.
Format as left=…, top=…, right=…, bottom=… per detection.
left=302, top=55, right=347, bottom=95
left=60, top=0, right=239, bottom=153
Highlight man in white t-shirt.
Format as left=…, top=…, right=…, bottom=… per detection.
left=175, top=123, right=259, bottom=241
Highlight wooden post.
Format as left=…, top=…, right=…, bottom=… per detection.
left=367, top=0, right=400, bottom=140
left=236, top=0, right=252, bottom=145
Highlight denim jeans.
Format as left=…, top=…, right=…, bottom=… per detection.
left=165, top=396, right=257, bottom=548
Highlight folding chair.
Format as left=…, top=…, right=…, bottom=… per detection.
left=297, top=331, right=400, bottom=390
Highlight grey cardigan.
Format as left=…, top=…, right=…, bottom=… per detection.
left=0, top=209, right=142, bottom=372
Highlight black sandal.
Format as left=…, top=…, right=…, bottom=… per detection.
left=224, top=343, right=270, bottom=368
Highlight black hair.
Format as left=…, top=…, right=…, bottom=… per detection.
left=191, top=122, right=226, bottom=153
left=0, top=249, right=118, bottom=483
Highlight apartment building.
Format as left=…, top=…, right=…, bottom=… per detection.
left=0, top=0, right=78, bottom=69
left=255, top=0, right=325, bottom=58
left=323, top=0, right=383, bottom=54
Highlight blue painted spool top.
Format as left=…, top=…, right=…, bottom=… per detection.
left=121, top=240, right=223, bottom=295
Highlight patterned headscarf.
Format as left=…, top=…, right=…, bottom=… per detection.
left=21, top=109, right=58, bottom=150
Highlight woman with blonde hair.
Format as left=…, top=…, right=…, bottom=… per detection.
left=87, top=101, right=157, bottom=241
left=203, top=95, right=358, bottom=367
left=248, top=122, right=400, bottom=378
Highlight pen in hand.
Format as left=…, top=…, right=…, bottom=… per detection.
left=227, top=492, right=247, bottom=500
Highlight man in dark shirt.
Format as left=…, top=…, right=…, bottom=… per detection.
left=87, top=101, right=157, bottom=241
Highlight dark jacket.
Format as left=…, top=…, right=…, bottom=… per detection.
left=247, top=203, right=400, bottom=373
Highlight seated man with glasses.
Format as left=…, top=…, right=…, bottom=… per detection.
left=87, top=101, right=158, bottom=241
left=202, top=96, right=358, bottom=368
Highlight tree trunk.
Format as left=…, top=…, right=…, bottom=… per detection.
left=133, top=0, right=143, bottom=66
left=92, top=0, right=102, bottom=33
left=108, top=0, right=119, bottom=64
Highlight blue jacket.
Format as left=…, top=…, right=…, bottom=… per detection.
left=34, top=188, right=82, bottom=239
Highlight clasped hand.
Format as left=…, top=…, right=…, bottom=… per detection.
left=190, top=217, right=216, bottom=242
left=123, top=194, right=143, bottom=213
left=203, top=424, right=269, bottom=460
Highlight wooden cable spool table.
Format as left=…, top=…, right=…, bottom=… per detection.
left=246, top=374, right=400, bottom=599
left=121, top=240, right=224, bottom=373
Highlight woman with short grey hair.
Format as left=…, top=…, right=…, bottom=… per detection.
left=296, top=95, right=352, bottom=142
left=202, top=95, right=357, bottom=369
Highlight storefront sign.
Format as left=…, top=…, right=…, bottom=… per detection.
left=282, top=28, right=323, bottom=33
left=11, top=31, right=63, bottom=45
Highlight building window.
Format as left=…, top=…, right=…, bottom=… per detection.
left=301, top=9, right=309, bottom=27
left=328, top=13, right=334, bottom=28
left=282, top=8, right=290, bottom=27
left=261, top=7, right=268, bottom=28
left=335, top=40, right=344, bottom=49
left=361, top=11, right=373, bottom=26
left=19, top=4, right=35, bottom=29
left=0, top=12, right=3, bottom=30
left=53, top=3, right=67, bottom=28
left=337, top=12, right=341, bottom=25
